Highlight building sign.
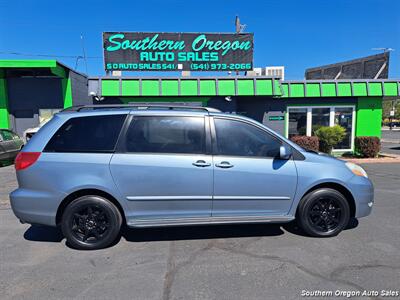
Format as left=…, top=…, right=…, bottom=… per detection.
left=103, top=32, right=253, bottom=72
left=269, top=116, right=285, bottom=121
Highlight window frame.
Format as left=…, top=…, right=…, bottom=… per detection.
left=210, top=116, right=285, bottom=159
left=286, top=105, right=356, bottom=152
left=115, top=115, right=212, bottom=156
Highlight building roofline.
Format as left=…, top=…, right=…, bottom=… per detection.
left=0, top=59, right=87, bottom=78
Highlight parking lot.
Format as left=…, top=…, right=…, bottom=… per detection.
left=381, top=129, right=400, bottom=155
left=0, top=163, right=399, bottom=300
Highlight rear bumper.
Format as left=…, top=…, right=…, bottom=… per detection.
left=348, top=176, right=374, bottom=218
left=10, top=188, right=66, bottom=226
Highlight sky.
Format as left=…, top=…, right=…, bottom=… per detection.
left=0, top=0, right=399, bottom=79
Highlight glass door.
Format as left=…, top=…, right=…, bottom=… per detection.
left=288, top=108, right=307, bottom=138
left=334, top=107, right=354, bottom=150
left=311, top=108, right=330, bottom=135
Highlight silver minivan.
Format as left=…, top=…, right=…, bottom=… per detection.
left=10, top=105, right=373, bottom=250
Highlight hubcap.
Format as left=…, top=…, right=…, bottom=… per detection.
left=71, top=205, right=110, bottom=243
left=308, top=197, right=342, bottom=233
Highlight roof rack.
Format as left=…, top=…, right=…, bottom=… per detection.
left=61, top=104, right=221, bottom=113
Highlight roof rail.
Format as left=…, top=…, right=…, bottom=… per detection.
left=61, top=104, right=221, bottom=113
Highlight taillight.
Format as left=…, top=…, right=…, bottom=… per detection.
left=15, top=152, right=41, bottom=171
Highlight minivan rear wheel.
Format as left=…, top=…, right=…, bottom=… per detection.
left=61, top=196, right=122, bottom=250
left=297, top=188, right=350, bottom=237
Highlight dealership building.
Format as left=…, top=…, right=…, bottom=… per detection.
left=1, top=55, right=399, bottom=153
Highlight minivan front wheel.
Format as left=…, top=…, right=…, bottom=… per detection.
left=61, top=196, right=122, bottom=250
left=297, top=188, right=350, bottom=237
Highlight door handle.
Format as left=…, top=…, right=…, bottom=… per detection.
left=215, top=161, right=234, bottom=168
left=192, top=160, right=211, bottom=167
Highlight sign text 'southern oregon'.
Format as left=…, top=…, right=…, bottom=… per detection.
left=103, top=32, right=254, bottom=72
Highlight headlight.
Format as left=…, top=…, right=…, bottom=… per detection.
left=345, top=162, right=368, bottom=178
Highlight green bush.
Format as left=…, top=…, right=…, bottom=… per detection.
left=290, top=136, right=319, bottom=152
left=355, top=136, right=381, bottom=158
left=314, top=125, right=346, bottom=154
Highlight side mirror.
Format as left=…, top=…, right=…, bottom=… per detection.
left=279, top=145, right=292, bottom=160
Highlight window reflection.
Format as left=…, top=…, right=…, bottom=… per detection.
left=311, top=108, right=330, bottom=135
left=334, top=108, right=353, bottom=149
left=287, top=106, right=354, bottom=150
left=288, top=108, right=307, bottom=138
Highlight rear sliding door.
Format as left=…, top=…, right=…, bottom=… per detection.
left=110, top=115, right=213, bottom=221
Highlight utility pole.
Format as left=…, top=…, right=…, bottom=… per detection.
left=234, top=16, right=246, bottom=76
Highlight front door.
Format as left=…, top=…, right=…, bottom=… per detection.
left=211, top=117, right=298, bottom=217
left=110, top=115, right=213, bottom=221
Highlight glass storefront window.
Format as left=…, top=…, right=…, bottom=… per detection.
left=287, top=106, right=354, bottom=150
left=334, top=107, right=353, bottom=149
left=311, top=108, right=330, bottom=135
left=288, top=108, right=307, bottom=138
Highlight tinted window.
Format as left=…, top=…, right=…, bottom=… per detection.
left=44, top=115, right=126, bottom=153
left=125, top=117, right=205, bottom=154
left=214, top=118, right=281, bottom=158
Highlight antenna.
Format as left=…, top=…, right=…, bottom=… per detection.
left=74, top=55, right=83, bottom=70
left=235, top=15, right=247, bottom=33
left=234, top=16, right=247, bottom=76
left=372, top=47, right=395, bottom=53
left=80, top=34, right=89, bottom=74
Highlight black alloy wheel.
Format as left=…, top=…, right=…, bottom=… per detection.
left=297, top=188, right=350, bottom=237
left=61, top=196, right=122, bottom=250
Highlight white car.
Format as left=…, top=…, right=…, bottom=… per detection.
left=23, top=109, right=61, bottom=142
left=23, top=126, right=41, bottom=142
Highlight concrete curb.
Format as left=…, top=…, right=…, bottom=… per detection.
left=340, top=153, right=400, bottom=164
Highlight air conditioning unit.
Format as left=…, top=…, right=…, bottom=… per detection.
left=246, top=66, right=285, bottom=79
left=265, top=66, right=285, bottom=80
left=246, top=68, right=263, bottom=76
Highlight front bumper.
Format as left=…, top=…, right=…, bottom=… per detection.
left=347, top=175, right=374, bottom=218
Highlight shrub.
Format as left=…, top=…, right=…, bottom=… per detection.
left=355, top=136, right=381, bottom=158
left=315, top=125, right=346, bottom=154
left=290, top=135, right=319, bottom=152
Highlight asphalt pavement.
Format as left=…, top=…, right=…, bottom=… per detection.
left=0, top=163, right=399, bottom=300
left=381, top=129, right=400, bottom=155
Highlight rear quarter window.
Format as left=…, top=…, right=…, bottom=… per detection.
left=44, top=114, right=126, bottom=153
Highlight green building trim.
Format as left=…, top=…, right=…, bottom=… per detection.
left=280, top=80, right=400, bottom=98
left=356, top=97, right=382, bottom=138
left=61, top=78, right=73, bottom=109
left=92, top=77, right=400, bottom=98
left=0, top=78, right=9, bottom=129
left=96, top=77, right=283, bottom=97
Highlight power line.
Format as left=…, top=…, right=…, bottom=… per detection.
left=0, top=51, right=102, bottom=59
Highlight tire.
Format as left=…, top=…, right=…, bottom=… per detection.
left=297, top=188, right=350, bottom=237
left=61, top=195, right=122, bottom=250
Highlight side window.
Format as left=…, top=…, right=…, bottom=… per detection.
left=125, top=116, right=205, bottom=154
left=44, top=114, right=126, bottom=153
left=214, top=118, right=281, bottom=158
left=1, top=130, right=14, bottom=141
